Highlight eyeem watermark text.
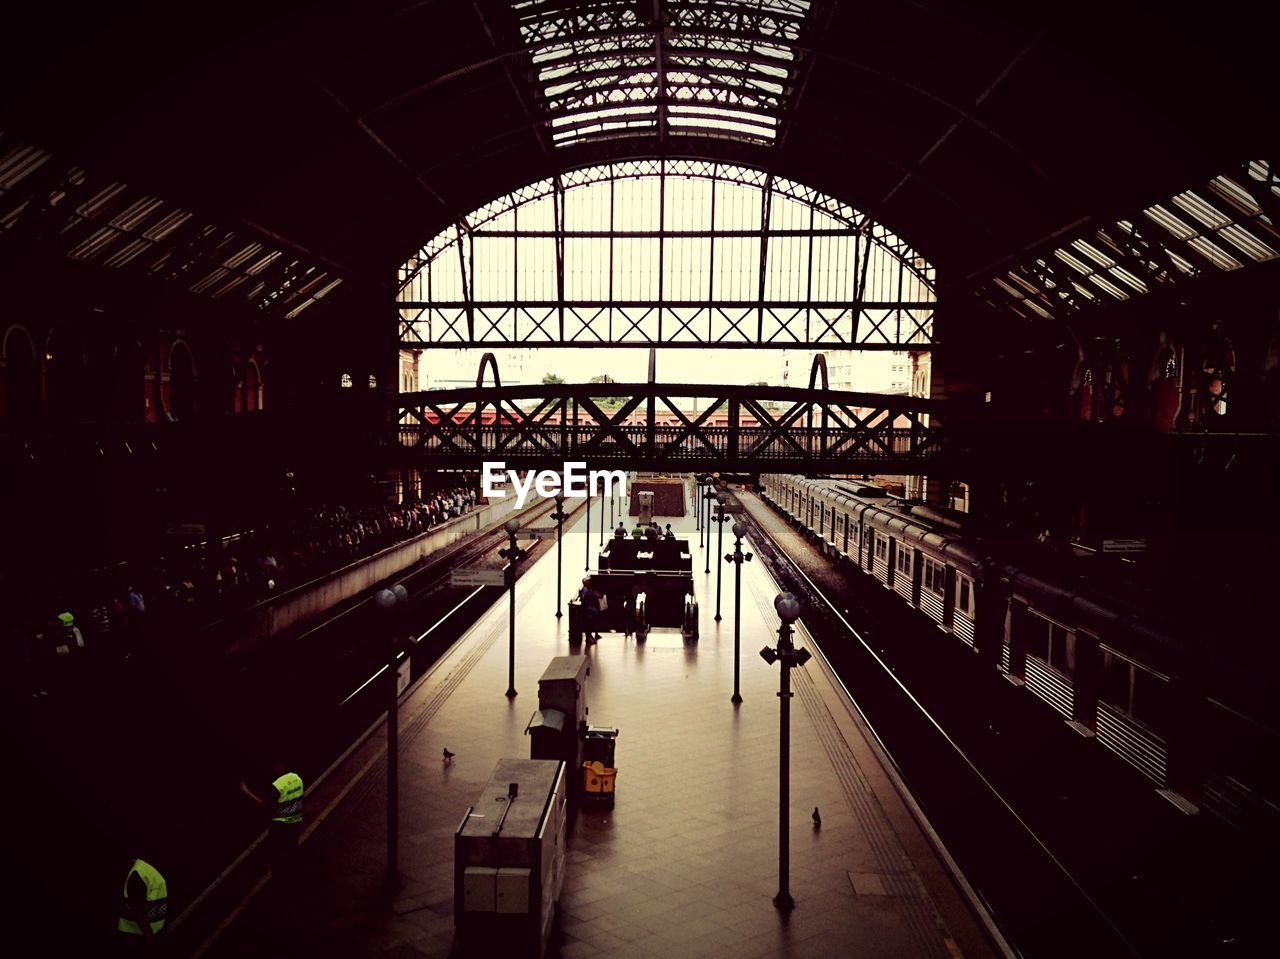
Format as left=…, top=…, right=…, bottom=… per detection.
left=482, top=461, right=626, bottom=508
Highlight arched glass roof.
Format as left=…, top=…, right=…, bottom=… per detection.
left=398, top=159, right=935, bottom=349
left=514, top=0, right=815, bottom=147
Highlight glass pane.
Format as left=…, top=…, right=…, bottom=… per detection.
left=612, top=238, right=659, bottom=299
left=663, top=236, right=711, bottom=301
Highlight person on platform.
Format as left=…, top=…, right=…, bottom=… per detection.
left=54, top=611, right=85, bottom=657
left=578, top=578, right=601, bottom=643
left=117, top=855, right=167, bottom=949
left=240, top=765, right=305, bottom=879
left=664, top=523, right=676, bottom=540
left=614, top=522, right=627, bottom=539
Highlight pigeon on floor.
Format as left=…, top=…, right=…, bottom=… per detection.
left=443, top=748, right=455, bottom=764
left=812, top=807, right=821, bottom=828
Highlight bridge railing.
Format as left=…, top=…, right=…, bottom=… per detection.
left=395, top=424, right=942, bottom=465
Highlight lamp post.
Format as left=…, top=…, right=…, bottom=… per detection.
left=551, top=495, right=568, bottom=618
left=713, top=493, right=727, bottom=620
left=760, top=592, right=809, bottom=911
left=695, top=475, right=703, bottom=533
left=702, top=485, right=717, bottom=571
left=724, top=522, right=752, bottom=703
left=498, top=518, right=527, bottom=698
left=598, top=484, right=605, bottom=547
left=374, top=582, right=411, bottom=886
left=584, top=491, right=591, bottom=570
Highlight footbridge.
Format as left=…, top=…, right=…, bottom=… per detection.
left=395, top=358, right=943, bottom=473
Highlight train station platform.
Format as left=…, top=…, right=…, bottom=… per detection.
left=188, top=496, right=1001, bottom=959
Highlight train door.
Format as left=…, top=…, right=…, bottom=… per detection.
left=1097, top=647, right=1173, bottom=788
left=952, top=573, right=976, bottom=646
left=1002, top=599, right=1030, bottom=678
left=1072, top=630, right=1100, bottom=732
left=942, top=565, right=955, bottom=631
left=842, top=513, right=850, bottom=556
left=1021, top=610, right=1076, bottom=720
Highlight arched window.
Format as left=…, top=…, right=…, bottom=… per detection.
left=368, top=373, right=378, bottom=389
left=2, top=326, right=40, bottom=422
left=398, top=160, right=935, bottom=350
left=244, top=359, right=262, bottom=412
left=1151, top=345, right=1183, bottom=432
left=340, top=372, right=353, bottom=389
left=1103, top=361, right=1129, bottom=419
left=1073, top=364, right=1096, bottom=422
left=168, top=341, right=196, bottom=420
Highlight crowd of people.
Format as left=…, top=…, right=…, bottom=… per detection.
left=12, top=486, right=480, bottom=694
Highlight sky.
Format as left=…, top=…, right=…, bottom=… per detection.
left=421, top=347, right=819, bottom=388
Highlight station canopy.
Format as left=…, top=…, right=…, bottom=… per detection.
left=1, top=1, right=1276, bottom=318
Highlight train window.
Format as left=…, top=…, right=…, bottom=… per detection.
left=1101, top=651, right=1172, bottom=730
left=874, top=535, right=887, bottom=561
left=896, top=548, right=912, bottom=575
left=958, top=577, right=971, bottom=613
left=1027, top=614, right=1074, bottom=676
left=923, top=558, right=945, bottom=596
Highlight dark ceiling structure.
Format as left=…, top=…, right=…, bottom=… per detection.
left=2, top=0, right=1277, bottom=308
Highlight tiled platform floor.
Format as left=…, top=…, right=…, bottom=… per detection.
left=201, top=493, right=997, bottom=959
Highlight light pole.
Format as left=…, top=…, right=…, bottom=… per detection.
left=702, top=485, right=716, bottom=571
left=498, top=518, right=527, bottom=698
left=724, top=522, right=752, bottom=703
left=584, top=491, right=591, bottom=570
left=695, top=475, right=703, bottom=533
left=374, top=581, right=411, bottom=887
left=713, top=492, right=727, bottom=620
left=551, top=495, right=568, bottom=618
left=598, top=485, right=605, bottom=547
left=760, top=592, right=809, bottom=912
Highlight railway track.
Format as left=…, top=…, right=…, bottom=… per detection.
left=743, top=494, right=1143, bottom=959
left=14, top=494, right=603, bottom=955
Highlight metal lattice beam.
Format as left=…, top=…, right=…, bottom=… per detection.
left=397, top=158, right=937, bottom=349
left=394, top=380, right=945, bottom=473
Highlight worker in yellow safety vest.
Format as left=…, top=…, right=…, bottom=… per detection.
left=240, top=767, right=304, bottom=878
left=117, top=857, right=167, bottom=945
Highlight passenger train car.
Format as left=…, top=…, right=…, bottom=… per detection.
left=760, top=473, right=1279, bottom=831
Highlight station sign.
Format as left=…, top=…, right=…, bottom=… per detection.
left=396, top=658, right=411, bottom=697
left=522, top=527, right=558, bottom=540
left=166, top=522, right=207, bottom=536
left=1101, top=538, right=1147, bottom=554
left=451, top=568, right=507, bottom=587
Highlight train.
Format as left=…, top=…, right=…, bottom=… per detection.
left=758, top=473, right=1279, bottom=831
